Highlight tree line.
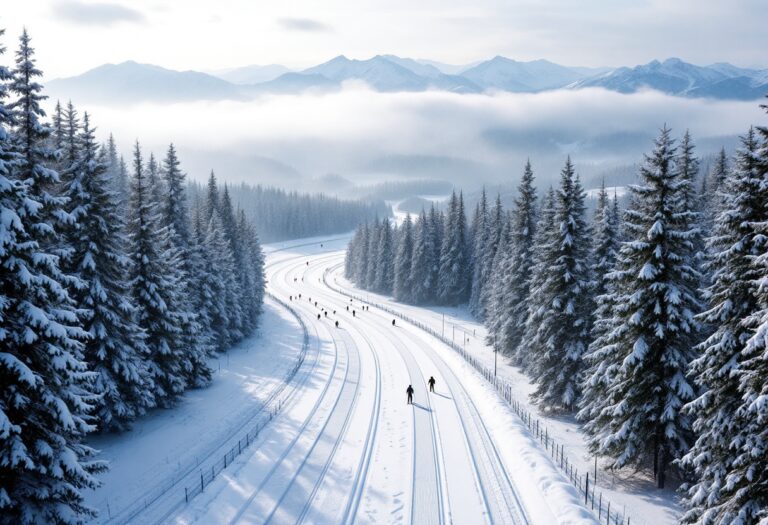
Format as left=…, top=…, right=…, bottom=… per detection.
left=346, top=111, right=768, bottom=522
left=216, top=182, right=390, bottom=243
left=0, top=30, right=265, bottom=524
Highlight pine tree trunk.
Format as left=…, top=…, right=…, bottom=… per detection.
left=657, top=446, right=667, bottom=489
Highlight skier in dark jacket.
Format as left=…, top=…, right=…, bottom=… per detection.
left=392, top=319, right=396, bottom=327
left=428, top=376, right=436, bottom=393
left=406, top=385, right=414, bottom=405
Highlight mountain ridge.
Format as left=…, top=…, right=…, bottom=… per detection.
left=46, top=56, right=768, bottom=104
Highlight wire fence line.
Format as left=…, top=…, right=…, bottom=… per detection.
left=179, top=294, right=311, bottom=505
left=98, top=294, right=310, bottom=525
left=324, top=270, right=634, bottom=525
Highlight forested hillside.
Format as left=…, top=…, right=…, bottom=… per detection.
left=0, top=29, right=265, bottom=524
left=346, top=115, right=768, bottom=522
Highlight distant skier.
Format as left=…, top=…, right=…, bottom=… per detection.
left=335, top=320, right=339, bottom=328
left=317, top=314, right=321, bottom=320
left=324, top=311, right=328, bottom=317
left=346, top=306, right=349, bottom=311
left=392, top=319, right=396, bottom=327
left=406, top=385, right=414, bottom=405
left=289, top=295, right=292, bottom=301
left=352, top=310, right=356, bottom=317
left=428, top=376, right=436, bottom=393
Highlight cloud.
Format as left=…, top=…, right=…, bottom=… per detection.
left=277, top=17, right=332, bottom=33
left=72, top=86, right=763, bottom=189
left=53, top=1, right=146, bottom=26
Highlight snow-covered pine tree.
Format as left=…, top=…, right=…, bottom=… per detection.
left=700, top=147, right=729, bottom=239
left=345, top=225, right=362, bottom=279
left=205, top=170, right=219, bottom=220
left=468, top=189, right=489, bottom=317
left=365, top=218, right=380, bottom=289
left=485, top=209, right=513, bottom=350
left=521, top=159, right=591, bottom=410
left=394, top=213, right=414, bottom=302
left=374, top=218, right=395, bottom=294
left=429, top=204, right=444, bottom=295
left=127, top=141, right=187, bottom=405
left=437, top=191, right=470, bottom=305
left=679, top=126, right=767, bottom=523
left=591, top=180, right=621, bottom=298
left=583, top=127, right=699, bottom=488
left=1, top=29, right=105, bottom=523
left=219, top=185, right=244, bottom=342
left=477, top=194, right=504, bottom=318
left=237, top=209, right=265, bottom=331
left=497, top=162, right=538, bottom=360
left=161, top=143, right=191, bottom=250
left=66, top=114, right=155, bottom=430
left=578, top=183, right=622, bottom=427
left=187, top=200, right=217, bottom=356
left=202, top=208, right=238, bottom=352
left=409, top=210, right=435, bottom=304
left=353, top=222, right=370, bottom=286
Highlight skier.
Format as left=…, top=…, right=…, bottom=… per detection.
left=299, top=293, right=302, bottom=299
left=289, top=295, right=292, bottom=301
left=317, top=314, right=321, bottom=320
left=353, top=310, right=356, bottom=317
left=406, top=385, right=414, bottom=405
left=335, top=320, right=339, bottom=328
left=392, top=319, right=396, bottom=327
left=324, top=311, right=328, bottom=317
left=346, top=306, right=349, bottom=311
left=428, top=376, right=436, bottom=393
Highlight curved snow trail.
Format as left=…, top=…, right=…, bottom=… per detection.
left=169, top=236, right=593, bottom=525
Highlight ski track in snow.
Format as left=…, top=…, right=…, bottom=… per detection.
left=101, top=234, right=595, bottom=525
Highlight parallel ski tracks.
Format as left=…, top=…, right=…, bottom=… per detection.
left=322, top=257, right=531, bottom=525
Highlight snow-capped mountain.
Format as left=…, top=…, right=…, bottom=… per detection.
left=47, top=61, right=244, bottom=104
left=297, top=55, right=481, bottom=93
left=461, top=56, right=588, bottom=92
left=47, top=56, right=768, bottom=104
left=571, top=57, right=768, bottom=100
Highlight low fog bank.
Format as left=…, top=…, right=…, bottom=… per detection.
left=69, top=85, right=762, bottom=193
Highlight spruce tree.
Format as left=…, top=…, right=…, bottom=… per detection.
left=394, top=213, right=414, bottom=302
left=0, top=29, right=105, bottom=524
left=521, top=159, right=591, bottom=410
left=127, top=142, right=187, bottom=405
left=496, top=162, right=538, bottom=360
left=583, top=128, right=699, bottom=488
left=680, top=127, right=766, bottom=523
left=66, top=115, right=154, bottom=430
left=478, top=194, right=504, bottom=317
left=468, top=189, right=489, bottom=317
left=202, top=209, right=237, bottom=352
left=374, top=218, right=394, bottom=294
left=437, top=192, right=469, bottom=305
left=579, top=184, right=622, bottom=427
left=410, top=210, right=435, bottom=304
left=485, top=210, right=514, bottom=350
left=365, top=218, right=380, bottom=289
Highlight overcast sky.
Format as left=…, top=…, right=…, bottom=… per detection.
left=1, top=0, right=766, bottom=79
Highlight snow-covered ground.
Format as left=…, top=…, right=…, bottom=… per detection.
left=166, top=236, right=596, bottom=524
left=83, top=295, right=306, bottom=523
left=327, top=254, right=682, bottom=525
left=89, top=233, right=669, bottom=525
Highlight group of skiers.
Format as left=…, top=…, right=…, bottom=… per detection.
left=294, top=259, right=438, bottom=406
left=406, top=376, right=436, bottom=404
